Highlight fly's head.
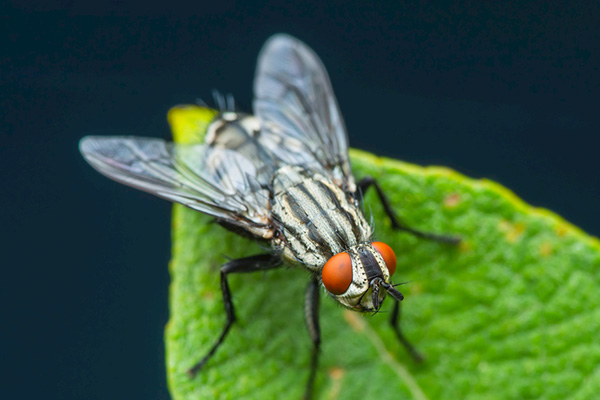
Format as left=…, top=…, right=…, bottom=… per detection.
left=320, top=242, right=402, bottom=312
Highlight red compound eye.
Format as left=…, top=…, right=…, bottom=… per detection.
left=372, top=242, right=397, bottom=276
left=322, top=252, right=353, bottom=295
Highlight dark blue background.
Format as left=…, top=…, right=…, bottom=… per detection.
left=3, top=2, right=598, bottom=399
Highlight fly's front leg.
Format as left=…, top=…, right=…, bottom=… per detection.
left=356, top=176, right=460, bottom=245
left=390, top=300, right=424, bottom=362
left=303, top=277, right=321, bottom=400
left=187, top=253, right=282, bottom=377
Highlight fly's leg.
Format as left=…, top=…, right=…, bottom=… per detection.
left=303, top=277, right=321, bottom=400
left=390, top=300, right=424, bottom=362
left=187, top=253, right=282, bottom=377
left=356, top=176, right=461, bottom=245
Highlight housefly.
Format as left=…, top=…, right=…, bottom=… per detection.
left=80, top=34, right=459, bottom=399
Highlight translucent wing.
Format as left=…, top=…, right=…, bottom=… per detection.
left=253, top=34, right=356, bottom=192
left=79, top=136, right=274, bottom=238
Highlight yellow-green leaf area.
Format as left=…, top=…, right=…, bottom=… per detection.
left=166, top=106, right=600, bottom=400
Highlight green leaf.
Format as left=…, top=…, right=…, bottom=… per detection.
left=165, top=106, right=600, bottom=400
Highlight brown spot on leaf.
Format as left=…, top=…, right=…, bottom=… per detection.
left=201, top=290, right=217, bottom=300
left=539, top=242, right=553, bottom=257
left=328, top=367, right=345, bottom=380
left=444, top=192, right=461, bottom=208
left=555, top=224, right=568, bottom=237
left=459, top=240, right=473, bottom=252
left=498, top=220, right=526, bottom=243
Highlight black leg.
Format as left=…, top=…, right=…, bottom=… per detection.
left=356, top=176, right=461, bottom=245
left=187, top=253, right=282, bottom=377
left=303, top=277, right=321, bottom=400
left=390, top=300, right=424, bottom=362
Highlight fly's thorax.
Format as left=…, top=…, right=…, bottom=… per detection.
left=322, top=243, right=395, bottom=312
left=270, top=166, right=372, bottom=270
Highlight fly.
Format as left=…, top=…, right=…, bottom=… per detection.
left=79, top=34, right=459, bottom=399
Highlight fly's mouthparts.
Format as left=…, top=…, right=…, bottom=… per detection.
left=371, top=278, right=382, bottom=311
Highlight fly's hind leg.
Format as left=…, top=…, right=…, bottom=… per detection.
left=187, top=253, right=282, bottom=377
left=390, top=300, right=424, bottom=362
left=356, top=176, right=461, bottom=245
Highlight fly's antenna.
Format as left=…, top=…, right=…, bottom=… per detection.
left=380, top=280, right=404, bottom=302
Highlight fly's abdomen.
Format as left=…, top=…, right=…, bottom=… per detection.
left=271, top=166, right=372, bottom=270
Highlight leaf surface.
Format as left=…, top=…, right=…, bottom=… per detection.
left=166, top=106, right=600, bottom=400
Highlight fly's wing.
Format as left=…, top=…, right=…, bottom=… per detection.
left=79, top=136, right=273, bottom=238
left=253, top=34, right=356, bottom=192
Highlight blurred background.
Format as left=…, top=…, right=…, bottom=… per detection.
left=2, top=1, right=598, bottom=399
